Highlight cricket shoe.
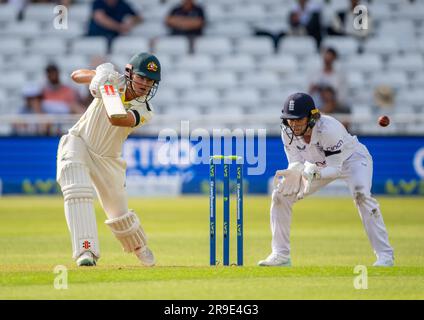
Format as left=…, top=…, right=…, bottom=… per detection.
left=76, top=251, right=97, bottom=267
left=373, top=257, right=394, bottom=267
left=135, top=246, right=155, bottom=267
left=258, top=253, right=291, bottom=267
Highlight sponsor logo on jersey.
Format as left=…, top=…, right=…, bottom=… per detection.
left=325, top=139, right=344, bottom=151
left=296, top=145, right=306, bottom=151
left=147, top=62, right=158, bottom=72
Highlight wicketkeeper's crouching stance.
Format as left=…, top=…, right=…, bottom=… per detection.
left=56, top=53, right=161, bottom=266
left=258, top=93, right=394, bottom=267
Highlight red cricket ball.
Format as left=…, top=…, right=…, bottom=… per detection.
left=378, top=115, right=390, bottom=127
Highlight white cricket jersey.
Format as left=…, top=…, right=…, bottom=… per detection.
left=282, top=115, right=367, bottom=178
left=69, top=76, right=153, bottom=157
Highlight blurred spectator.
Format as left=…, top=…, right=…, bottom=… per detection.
left=328, top=0, right=371, bottom=39
left=13, top=84, right=48, bottom=135
left=319, top=86, right=351, bottom=129
left=309, top=47, right=348, bottom=107
left=165, top=0, right=206, bottom=37
left=87, top=0, right=142, bottom=51
left=288, top=0, right=322, bottom=48
left=374, top=85, right=395, bottom=110
left=319, top=86, right=350, bottom=114
left=41, top=64, right=85, bottom=115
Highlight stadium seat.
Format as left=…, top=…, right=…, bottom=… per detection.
left=377, top=21, right=415, bottom=41
left=163, top=71, right=196, bottom=89
left=346, top=72, right=365, bottom=89
left=229, top=4, right=266, bottom=23
left=0, top=21, right=42, bottom=38
left=241, top=71, right=280, bottom=90
left=195, top=37, right=233, bottom=55
left=322, top=37, right=359, bottom=57
left=205, top=22, right=252, bottom=38
left=388, top=54, right=424, bottom=73
left=68, top=4, right=91, bottom=23
left=235, top=37, right=275, bottom=55
left=370, top=71, right=408, bottom=89
left=280, top=74, right=309, bottom=91
left=13, top=55, right=48, bottom=74
left=301, top=56, right=321, bottom=73
left=182, top=88, right=220, bottom=106
left=397, top=89, right=424, bottom=109
left=153, top=87, right=178, bottom=106
left=345, top=54, right=383, bottom=73
left=216, top=55, right=254, bottom=72
left=222, top=88, right=260, bottom=106
left=130, top=22, right=168, bottom=38
left=40, top=21, right=85, bottom=39
left=109, top=54, right=132, bottom=71
left=205, top=104, right=245, bottom=115
left=0, top=72, right=26, bottom=91
left=111, top=37, right=150, bottom=56
left=0, top=38, right=25, bottom=55
left=261, top=55, right=297, bottom=74
left=397, top=4, right=424, bottom=21
left=367, top=3, right=392, bottom=23
left=71, top=37, right=108, bottom=56
left=140, top=3, right=170, bottom=22
left=29, top=37, right=68, bottom=56
left=278, top=36, right=317, bottom=56
left=373, top=0, right=410, bottom=6
left=204, top=3, right=229, bottom=22
left=159, top=104, right=202, bottom=120
left=50, top=55, right=89, bottom=75
left=24, top=4, right=57, bottom=22
left=174, top=55, right=214, bottom=72
left=154, top=36, right=190, bottom=55
left=0, top=4, right=18, bottom=23
left=412, top=72, right=424, bottom=89
left=200, top=72, right=238, bottom=89
left=266, top=3, right=291, bottom=20
left=363, top=37, right=398, bottom=56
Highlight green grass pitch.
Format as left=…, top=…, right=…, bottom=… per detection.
left=0, top=196, right=423, bottom=299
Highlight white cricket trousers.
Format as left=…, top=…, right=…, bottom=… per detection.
left=270, top=147, right=394, bottom=261
left=56, top=133, right=129, bottom=259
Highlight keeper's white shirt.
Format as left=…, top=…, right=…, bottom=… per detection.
left=282, top=115, right=367, bottom=179
left=69, top=76, right=153, bottom=157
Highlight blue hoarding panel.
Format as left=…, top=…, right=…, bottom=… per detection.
left=0, top=136, right=423, bottom=195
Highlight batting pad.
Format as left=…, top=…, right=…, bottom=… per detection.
left=105, top=210, right=148, bottom=253
left=59, top=162, right=100, bottom=259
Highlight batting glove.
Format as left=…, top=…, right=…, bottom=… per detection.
left=89, top=63, right=120, bottom=98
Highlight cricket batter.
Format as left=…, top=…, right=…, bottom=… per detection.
left=56, top=53, right=161, bottom=266
left=258, top=92, right=394, bottom=267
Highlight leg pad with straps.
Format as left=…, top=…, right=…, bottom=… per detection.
left=105, top=210, right=148, bottom=253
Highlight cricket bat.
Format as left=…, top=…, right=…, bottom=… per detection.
left=100, top=81, right=127, bottom=119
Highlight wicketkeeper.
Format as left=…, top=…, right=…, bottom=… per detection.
left=56, top=52, right=161, bottom=266
left=258, top=92, right=394, bottom=267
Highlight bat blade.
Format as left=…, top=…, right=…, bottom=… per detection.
left=100, top=82, right=127, bottom=119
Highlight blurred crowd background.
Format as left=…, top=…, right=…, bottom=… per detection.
left=0, top=0, right=423, bottom=135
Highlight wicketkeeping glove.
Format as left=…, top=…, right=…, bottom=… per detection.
left=296, top=162, right=321, bottom=200
left=273, top=162, right=304, bottom=196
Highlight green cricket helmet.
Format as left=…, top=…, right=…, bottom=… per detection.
left=125, top=52, right=161, bottom=102
left=126, top=52, right=161, bottom=82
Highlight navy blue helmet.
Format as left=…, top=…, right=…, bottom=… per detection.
left=280, top=92, right=320, bottom=143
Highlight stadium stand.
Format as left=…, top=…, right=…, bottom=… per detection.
left=0, top=0, right=423, bottom=135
